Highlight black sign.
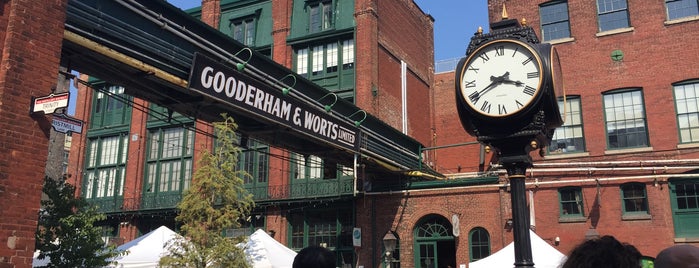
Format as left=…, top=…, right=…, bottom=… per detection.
left=188, top=53, right=360, bottom=152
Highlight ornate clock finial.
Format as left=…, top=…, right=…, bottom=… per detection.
left=501, top=3, right=509, bottom=20
left=477, top=26, right=483, bottom=35
left=521, top=18, right=527, bottom=27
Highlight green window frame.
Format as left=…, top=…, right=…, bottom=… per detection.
left=294, top=39, right=355, bottom=101
left=603, top=89, right=649, bottom=149
left=549, top=96, right=585, bottom=154
left=90, top=85, right=132, bottom=129
left=143, top=126, right=194, bottom=197
left=83, top=134, right=128, bottom=200
left=674, top=80, right=699, bottom=143
left=665, top=0, right=699, bottom=21
left=669, top=178, right=699, bottom=237
left=288, top=207, right=355, bottom=266
left=596, top=0, right=630, bottom=32
left=238, top=138, right=269, bottom=200
left=469, top=227, right=490, bottom=261
left=559, top=187, right=584, bottom=218
left=540, top=0, right=571, bottom=41
left=308, top=0, right=334, bottom=33
left=230, top=12, right=259, bottom=46
left=620, top=182, right=649, bottom=215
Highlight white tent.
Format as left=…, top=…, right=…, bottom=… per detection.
left=244, top=229, right=297, bottom=268
left=469, top=230, right=567, bottom=268
left=108, top=225, right=180, bottom=268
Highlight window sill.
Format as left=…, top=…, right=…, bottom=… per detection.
left=665, top=15, right=699, bottom=26
left=674, top=237, right=699, bottom=243
left=595, top=27, right=635, bottom=37
left=559, top=216, right=587, bottom=223
left=545, top=37, right=575, bottom=45
left=677, top=143, right=699, bottom=149
left=545, top=152, right=590, bottom=160
left=604, top=147, right=653, bottom=155
left=622, top=214, right=651, bottom=221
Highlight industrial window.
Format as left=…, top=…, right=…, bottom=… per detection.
left=620, top=182, right=649, bottom=215
left=231, top=17, right=256, bottom=46
left=288, top=207, right=354, bottom=267
left=83, top=134, right=128, bottom=200
left=673, top=80, right=699, bottom=143
left=540, top=0, right=571, bottom=41
left=308, top=0, right=333, bottom=33
left=469, top=227, right=491, bottom=261
left=559, top=187, right=584, bottom=217
left=549, top=96, right=585, bottom=154
left=238, top=138, right=269, bottom=200
left=90, top=85, right=132, bottom=129
left=596, top=0, right=630, bottom=32
left=669, top=178, right=699, bottom=237
left=144, top=126, right=194, bottom=194
left=603, top=89, right=649, bottom=149
left=665, top=0, right=699, bottom=21
left=294, top=39, right=355, bottom=99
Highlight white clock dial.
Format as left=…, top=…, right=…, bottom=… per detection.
left=459, top=40, right=543, bottom=117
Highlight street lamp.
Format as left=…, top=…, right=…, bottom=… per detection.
left=383, top=231, right=397, bottom=268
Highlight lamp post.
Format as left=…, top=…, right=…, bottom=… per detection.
left=383, top=231, right=397, bottom=268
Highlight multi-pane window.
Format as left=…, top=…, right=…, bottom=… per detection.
left=145, top=126, right=194, bottom=194
left=289, top=208, right=353, bottom=250
left=231, top=17, right=256, bottom=46
left=309, top=0, right=333, bottom=33
left=665, top=0, right=699, bottom=21
left=239, top=139, right=269, bottom=184
left=83, top=134, right=128, bottom=199
left=674, top=81, right=699, bottom=143
left=469, top=227, right=490, bottom=261
left=91, top=85, right=131, bottom=128
left=620, top=182, right=649, bottom=215
left=294, top=39, right=355, bottom=98
left=540, top=1, right=571, bottom=41
left=603, top=89, right=649, bottom=149
left=549, top=96, right=585, bottom=154
left=559, top=187, right=584, bottom=217
left=670, top=179, right=699, bottom=237
left=293, top=154, right=323, bottom=180
left=596, top=0, right=630, bottom=32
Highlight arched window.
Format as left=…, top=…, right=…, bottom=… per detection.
left=469, top=227, right=490, bottom=261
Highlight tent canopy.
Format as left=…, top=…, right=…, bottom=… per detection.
left=244, top=229, right=297, bottom=268
left=469, top=230, right=567, bottom=268
left=108, top=225, right=180, bottom=268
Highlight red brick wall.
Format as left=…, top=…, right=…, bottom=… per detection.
left=0, top=0, right=68, bottom=267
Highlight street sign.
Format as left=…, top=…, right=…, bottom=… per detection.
left=51, top=114, right=83, bottom=134
left=31, top=92, right=70, bottom=115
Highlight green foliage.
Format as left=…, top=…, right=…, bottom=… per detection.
left=160, top=114, right=255, bottom=268
left=35, top=175, right=122, bottom=268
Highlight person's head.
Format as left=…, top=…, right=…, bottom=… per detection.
left=561, top=235, right=641, bottom=268
left=292, top=246, right=335, bottom=268
left=655, top=244, right=699, bottom=268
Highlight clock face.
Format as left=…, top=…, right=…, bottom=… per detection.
left=459, top=39, right=543, bottom=117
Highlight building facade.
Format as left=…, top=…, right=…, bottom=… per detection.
left=63, top=0, right=699, bottom=268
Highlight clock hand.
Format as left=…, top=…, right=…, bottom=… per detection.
left=502, top=79, right=524, bottom=87
left=469, top=72, right=510, bottom=103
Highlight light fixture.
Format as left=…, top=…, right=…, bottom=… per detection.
left=349, top=110, right=367, bottom=127
left=505, top=219, right=513, bottom=229
left=279, top=74, right=297, bottom=95
left=318, top=93, right=338, bottom=112
left=383, top=231, right=398, bottom=267
left=233, top=47, right=253, bottom=71
left=554, top=236, right=560, bottom=246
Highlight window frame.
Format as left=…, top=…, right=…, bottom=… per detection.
left=596, top=0, right=631, bottom=32
left=665, top=0, right=699, bottom=21
left=83, top=134, right=129, bottom=200
left=620, top=182, right=650, bottom=218
left=539, top=0, right=571, bottom=41
left=673, top=80, right=699, bottom=144
left=293, top=38, right=355, bottom=100
left=603, top=88, right=649, bottom=150
left=469, top=227, right=491, bottom=262
left=90, top=85, right=132, bottom=130
left=558, top=187, right=585, bottom=221
left=549, top=96, right=586, bottom=154
left=143, top=126, right=194, bottom=195
left=307, top=0, right=334, bottom=33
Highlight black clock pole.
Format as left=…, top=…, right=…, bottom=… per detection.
left=501, top=154, right=534, bottom=268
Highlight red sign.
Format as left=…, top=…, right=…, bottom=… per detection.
left=31, top=92, right=70, bottom=115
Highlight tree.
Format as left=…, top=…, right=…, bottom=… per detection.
left=160, top=114, right=255, bottom=268
left=35, top=175, right=122, bottom=267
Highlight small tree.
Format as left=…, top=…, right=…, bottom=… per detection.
left=35, top=175, right=121, bottom=267
left=160, top=114, right=255, bottom=268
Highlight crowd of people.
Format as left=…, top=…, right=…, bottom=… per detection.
left=292, top=235, right=699, bottom=268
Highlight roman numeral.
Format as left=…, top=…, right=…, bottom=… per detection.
left=468, top=66, right=479, bottom=73
left=522, top=57, right=533, bottom=66
left=511, top=47, right=519, bottom=57
left=464, top=80, right=476, bottom=88
left=498, top=104, right=507, bottom=115
left=494, top=45, right=505, bottom=56
left=469, top=91, right=480, bottom=103
left=527, top=72, right=539, bottom=79
left=480, top=101, right=491, bottom=113
left=516, top=100, right=524, bottom=108
left=523, top=86, right=536, bottom=96
left=479, top=53, right=490, bottom=63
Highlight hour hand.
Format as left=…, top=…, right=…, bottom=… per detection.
left=502, top=79, right=524, bottom=87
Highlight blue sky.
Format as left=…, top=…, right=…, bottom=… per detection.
left=166, top=0, right=488, bottom=61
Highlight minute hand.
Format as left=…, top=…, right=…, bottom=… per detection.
left=501, top=78, right=524, bottom=87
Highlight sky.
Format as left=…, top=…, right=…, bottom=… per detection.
left=166, top=0, right=489, bottom=62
